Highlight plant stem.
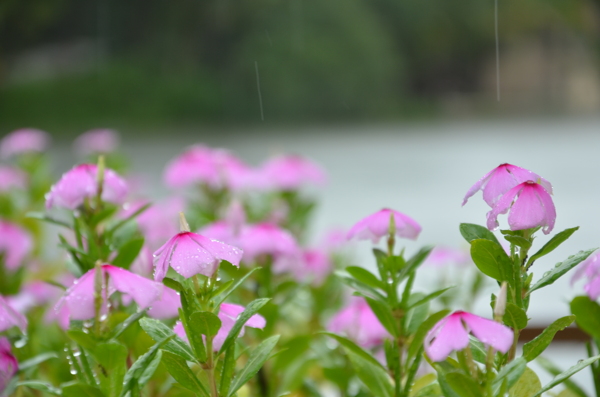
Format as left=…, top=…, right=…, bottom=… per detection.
left=205, top=337, right=218, bottom=397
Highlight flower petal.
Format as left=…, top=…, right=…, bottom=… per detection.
left=104, top=265, right=163, bottom=310
left=461, top=312, right=513, bottom=353
left=425, top=313, right=470, bottom=362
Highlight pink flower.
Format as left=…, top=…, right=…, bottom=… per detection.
left=0, top=221, right=32, bottom=271
left=45, top=164, right=128, bottom=209
left=73, top=129, right=120, bottom=156
left=147, top=287, right=181, bottom=319
left=571, top=252, right=600, bottom=300
left=236, top=223, right=300, bottom=264
left=463, top=163, right=553, bottom=207
left=6, top=281, right=61, bottom=314
left=122, top=197, right=184, bottom=248
left=424, top=311, right=513, bottom=362
left=259, top=154, right=326, bottom=191
left=164, top=145, right=256, bottom=191
left=0, top=166, right=27, bottom=192
left=0, top=338, right=18, bottom=395
left=424, top=247, right=471, bottom=268
left=0, top=128, right=50, bottom=159
left=328, top=297, right=390, bottom=348
left=0, top=296, right=27, bottom=332
left=55, top=264, right=163, bottom=321
left=174, top=302, right=266, bottom=351
left=153, top=232, right=243, bottom=281
left=347, top=208, right=421, bottom=243
left=486, top=181, right=556, bottom=234
left=274, top=249, right=332, bottom=286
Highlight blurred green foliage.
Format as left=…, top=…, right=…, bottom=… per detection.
left=0, top=0, right=597, bottom=130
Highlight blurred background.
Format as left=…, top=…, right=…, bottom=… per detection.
left=1, top=0, right=599, bottom=132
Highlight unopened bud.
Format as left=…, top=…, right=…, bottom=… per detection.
left=96, top=155, right=106, bottom=187
left=179, top=212, right=191, bottom=232
left=494, top=282, right=508, bottom=319
left=388, top=212, right=396, bottom=237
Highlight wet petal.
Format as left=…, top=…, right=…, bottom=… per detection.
left=105, top=265, right=163, bottom=310
left=425, top=313, right=470, bottom=362
left=461, top=312, right=513, bottom=353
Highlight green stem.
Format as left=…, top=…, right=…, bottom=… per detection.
left=484, top=346, right=495, bottom=397
left=205, top=337, right=219, bottom=397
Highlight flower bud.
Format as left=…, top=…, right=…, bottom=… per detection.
left=178, top=212, right=191, bottom=233
left=494, top=282, right=508, bottom=320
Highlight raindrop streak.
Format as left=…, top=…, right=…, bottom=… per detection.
left=255, top=61, right=265, bottom=121
left=495, top=0, right=500, bottom=101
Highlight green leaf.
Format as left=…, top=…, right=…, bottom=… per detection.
left=446, top=372, right=481, bottom=397
left=493, top=358, right=527, bottom=396
left=532, top=354, right=600, bottom=396
left=138, top=350, right=163, bottom=386
left=163, top=277, right=183, bottom=292
left=460, top=223, right=500, bottom=245
left=321, top=332, right=386, bottom=371
left=161, top=351, right=209, bottom=396
left=62, top=383, right=105, bottom=397
left=399, top=246, right=434, bottom=280
left=218, top=298, right=270, bottom=355
left=364, top=296, right=398, bottom=337
left=109, top=309, right=148, bottom=340
left=26, top=211, right=71, bottom=228
left=345, top=349, right=393, bottom=397
left=189, top=311, right=222, bottom=337
left=408, top=310, right=450, bottom=361
left=468, top=337, right=487, bottom=364
left=228, top=335, right=280, bottom=397
left=177, top=308, right=206, bottom=363
left=337, top=275, right=387, bottom=303
left=120, top=335, right=173, bottom=397
left=139, top=318, right=197, bottom=362
left=111, top=237, right=144, bottom=269
left=528, top=249, right=597, bottom=294
left=18, top=353, right=58, bottom=371
left=17, top=381, right=62, bottom=395
left=406, top=287, right=453, bottom=310
left=345, top=266, right=385, bottom=290
left=405, top=293, right=430, bottom=334
left=502, top=303, right=528, bottom=330
left=509, top=366, right=541, bottom=397
left=503, top=235, right=532, bottom=250
left=213, top=267, right=262, bottom=306
left=526, top=227, right=579, bottom=268
left=219, top=345, right=236, bottom=397
left=535, top=357, right=588, bottom=397
left=108, top=202, right=151, bottom=235
left=522, top=316, right=575, bottom=362
left=66, top=330, right=97, bottom=351
left=471, top=239, right=513, bottom=282
left=570, top=296, right=600, bottom=340
left=92, top=342, right=128, bottom=397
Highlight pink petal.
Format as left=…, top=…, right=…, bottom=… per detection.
left=0, top=128, right=49, bottom=159
left=73, top=129, right=120, bottom=156
left=535, top=184, right=556, bottom=235
left=486, top=184, right=522, bottom=231
left=0, top=337, right=18, bottom=393
left=0, top=166, right=27, bottom=192
left=462, top=168, right=495, bottom=206
left=152, top=234, right=180, bottom=281
left=0, top=296, right=27, bottom=332
left=425, top=313, right=470, bottom=362
left=56, top=269, right=97, bottom=321
left=461, top=312, right=513, bottom=353
left=188, top=234, right=243, bottom=269
left=173, top=321, right=188, bottom=342
left=584, top=275, right=600, bottom=300
left=0, top=221, right=32, bottom=271
left=104, top=265, right=163, bottom=310
left=147, top=287, right=181, bottom=319
left=507, top=185, right=547, bottom=231
left=220, top=303, right=266, bottom=329
left=347, top=209, right=421, bottom=243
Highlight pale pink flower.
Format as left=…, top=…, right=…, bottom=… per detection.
left=174, top=302, right=266, bottom=351
left=463, top=163, right=553, bottom=207
left=236, top=223, right=300, bottom=264
left=0, top=296, right=27, bottom=332
left=328, top=297, right=390, bottom=348
left=129, top=245, right=154, bottom=278
left=198, top=221, right=238, bottom=246
left=274, top=249, right=332, bottom=286
left=153, top=232, right=243, bottom=281
left=122, top=197, right=184, bottom=248
left=347, top=208, right=421, bottom=243
left=73, top=129, right=120, bottom=155
left=0, top=128, right=50, bottom=159
left=425, top=311, right=513, bottom=362
left=0, top=166, right=27, bottom=192
left=55, top=264, right=163, bottom=321
left=0, top=221, right=32, bottom=271
left=0, top=338, right=18, bottom=395
left=147, top=287, right=181, bottom=319
left=45, top=164, right=128, bottom=210
left=571, top=252, right=600, bottom=300
left=6, top=281, right=61, bottom=313
left=259, top=154, right=326, bottom=191
left=424, top=247, right=471, bottom=268
left=164, top=145, right=256, bottom=191
left=486, top=181, right=556, bottom=234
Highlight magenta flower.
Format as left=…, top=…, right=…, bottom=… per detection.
left=56, top=264, right=163, bottom=321
left=153, top=231, right=243, bottom=281
left=259, top=154, right=326, bottom=191
left=0, top=338, right=18, bottom=395
left=424, top=247, right=471, bottom=268
left=73, top=129, right=120, bottom=156
left=0, top=166, right=27, bottom=192
left=0, top=128, right=50, bottom=159
left=572, top=252, right=600, bottom=300
left=347, top=208, right=421, bottom=243
left=174, top=302, right=266, bottom=351
left=45, top=164, right=128, bottom=210
left=6, top=281, right=62, bottom=314
left=0, top=221, right=32, bottom=271
left=328, top=297, right=390, bottom=348
left=274, top=248, right=332, bottom=286
left=236, top=223, right=300, bottom=264
left=463, top=163, right=553, bottom=207
left=486, top=181, right=556, bottom=234
left=425, top=311, right=513, bottom=362
left=147, top=287, right=182, bottom=319
left=164, top=145, right=256, bottom=191
left=122, top=197, right=184, bottom=248
left=0, top=296, right=27, bottom=332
